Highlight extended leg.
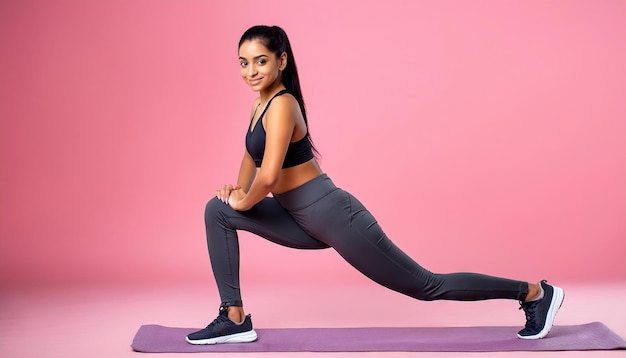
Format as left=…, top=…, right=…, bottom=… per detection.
left=290, top=189, right=528, bottom=301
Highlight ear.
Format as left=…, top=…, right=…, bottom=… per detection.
left=279, top=52, right=287, bottom=71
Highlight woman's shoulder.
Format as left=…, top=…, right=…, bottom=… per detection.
left=268, top=92, right=299, bottom=113
left=266, top=96, right=300, bottom=123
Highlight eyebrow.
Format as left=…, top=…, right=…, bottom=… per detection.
left=239, top=54, right=269, bottom=61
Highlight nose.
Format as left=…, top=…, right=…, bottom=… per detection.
left=247, top=63, right=257, bottom=78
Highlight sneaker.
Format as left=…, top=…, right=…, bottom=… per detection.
left=186, top=307, right=257, bottom=345
left=517, top=280, right=564, bottom=339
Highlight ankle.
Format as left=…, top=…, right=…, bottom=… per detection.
left=227, top=306, right=245, bottom=323
left=524, top=282, right=543, bottom=302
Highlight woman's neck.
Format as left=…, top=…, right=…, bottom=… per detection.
left=259, top=82, right=286, bottom=104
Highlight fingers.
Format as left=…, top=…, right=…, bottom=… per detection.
left=215, top=189, right=229, bottom=203
left=216, top=184, right=238, bottom=204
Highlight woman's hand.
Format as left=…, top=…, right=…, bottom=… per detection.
left=215, top=184, right=240, bottom=203
left=227, top=189, right=248, bottom=211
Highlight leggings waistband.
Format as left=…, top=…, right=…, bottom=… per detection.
left=273, top=173, right=338, bottom=211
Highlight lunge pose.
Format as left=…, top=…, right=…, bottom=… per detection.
left=186, top=25, right=564, bottom=345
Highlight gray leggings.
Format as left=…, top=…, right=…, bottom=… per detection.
left=205, top=174, right=528, bottom=307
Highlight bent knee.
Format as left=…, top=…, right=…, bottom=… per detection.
left=205, top=196, right=229, bottom=219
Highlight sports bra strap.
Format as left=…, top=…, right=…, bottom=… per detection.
left=252, top=89, right=290, bottom=122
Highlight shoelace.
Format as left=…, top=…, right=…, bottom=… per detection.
left=204, top=313, right=231, bottom=329
left=519, top=300, right=539, bottom=329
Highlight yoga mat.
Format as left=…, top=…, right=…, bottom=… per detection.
left=131, top=322, right=626, bottom=353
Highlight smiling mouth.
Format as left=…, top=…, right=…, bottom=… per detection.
left=249, top=78, right=262, bottom=85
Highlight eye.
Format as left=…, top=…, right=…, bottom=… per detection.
left=257, top=59, right=267, bottom=65
left=239, top=61, right=248, bottom=68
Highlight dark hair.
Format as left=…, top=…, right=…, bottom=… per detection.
left=239, top=25, right=319, bottom=156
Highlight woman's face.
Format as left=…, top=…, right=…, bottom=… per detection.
left=238, top=39, right=286, bottom=92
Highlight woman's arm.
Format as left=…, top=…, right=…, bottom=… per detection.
left=216, top=99, right=260, bottom=204
left=215, top=151, right=256, bottom=204
left=236, top=151, right=257, bottom=192
left=238, top=97, right=262, bottom=192
left=229, top=95, right=298, bottom=210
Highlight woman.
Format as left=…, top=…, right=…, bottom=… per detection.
left=186, top=25, right=564, bottom=345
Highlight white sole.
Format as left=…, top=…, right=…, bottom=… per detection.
left=186, top=329, right=258, bottom=345
left=517, top=285, right=564, bottom=339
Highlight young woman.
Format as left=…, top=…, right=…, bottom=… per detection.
left=186, top=25, right=564, bottom=345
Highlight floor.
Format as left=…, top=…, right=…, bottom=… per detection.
left=1, top=280, right=625, bottom=358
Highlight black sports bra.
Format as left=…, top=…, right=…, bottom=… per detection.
left=245, top=90, right=314, bottom=168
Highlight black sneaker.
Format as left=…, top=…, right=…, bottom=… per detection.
left=186, top=307, right=257, bottom=345
left=517, top=280, right=564, bottom=339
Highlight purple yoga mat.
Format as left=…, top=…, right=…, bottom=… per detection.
left=131, top=322, right=626, bottom=353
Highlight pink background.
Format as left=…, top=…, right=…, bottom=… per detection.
left=1, top=0, right=625, bottom=289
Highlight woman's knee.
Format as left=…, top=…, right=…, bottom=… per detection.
left=205, top=196, right=228, bottom=221
left=411, top=273, right=445, bottom=301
